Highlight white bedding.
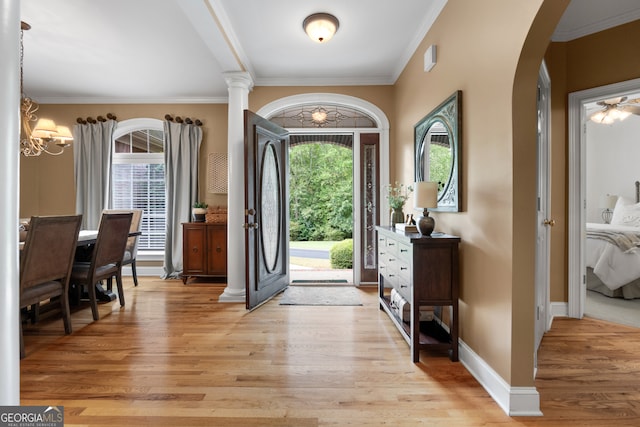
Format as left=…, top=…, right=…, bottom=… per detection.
left=586, top=223, right=640, bottom=290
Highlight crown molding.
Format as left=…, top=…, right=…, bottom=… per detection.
left=36, top=96, right=228, bottom=105
left=552, top=9, right=640, bottom=42
left=254, top=76, right=393, bottom=87
left=390, top=0, right=447, bottom=82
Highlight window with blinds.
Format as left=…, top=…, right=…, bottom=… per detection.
left=112, top=129, right=165, bottom=251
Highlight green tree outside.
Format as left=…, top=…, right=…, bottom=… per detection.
left=289, top=142, right=353, bottom=241
left=429, top=144, right=452, bottom=192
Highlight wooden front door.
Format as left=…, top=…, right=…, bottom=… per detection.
left=244, top=110, right=290, bottom=310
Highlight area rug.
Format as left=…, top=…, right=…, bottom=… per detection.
left=279, top=285, right=362, bottom=306
left=291, top=279, right=348, bottom=284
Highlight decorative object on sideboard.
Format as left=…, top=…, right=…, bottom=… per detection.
left=303, top=13, right=339, bottom=43
left=20, top=22, right=73, bottom=156
left=208, top=152, right=228, bottom=194
left=192, top=202, right=208, bottom=222
left=414, top=181, right=438, bottom=236
left=601, top=194, right=617, bottom=224
left=205, top=206, right=228, bottom=224
left=415, top=90, right=462, bottom=212
left=386, top=181, right=413, bottom=228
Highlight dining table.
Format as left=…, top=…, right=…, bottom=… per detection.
left=21, top=228, right=142, bottom=303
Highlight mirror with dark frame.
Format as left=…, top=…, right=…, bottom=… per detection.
left=414, top=90, right=461, bottom=212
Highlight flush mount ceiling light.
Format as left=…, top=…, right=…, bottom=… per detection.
left=303, top=13, right=339, bottom=43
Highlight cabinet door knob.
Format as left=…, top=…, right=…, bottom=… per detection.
left=543, top=219, right=555, bottom=227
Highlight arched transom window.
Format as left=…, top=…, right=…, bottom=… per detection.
left=269, top=104, right=376, bottom=128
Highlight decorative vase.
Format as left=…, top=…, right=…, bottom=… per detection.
left=390, top=207, right=405, bottom=228
left=192, top=208, right=207, bottom=222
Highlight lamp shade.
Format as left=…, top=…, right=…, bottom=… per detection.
left=414, top=181, right=438, bottom=209
left=33, top=118, right=59, bottom=138
left=55, top=125, right=73, bottom=140
left=602, top=194, right=618, bottom=209
left=303, top=13, right=339, bottom=43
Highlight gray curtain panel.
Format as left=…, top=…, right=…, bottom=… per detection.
left=162, top=120, right=203, bottom=279
left=73, top=120, right=117, bottom=230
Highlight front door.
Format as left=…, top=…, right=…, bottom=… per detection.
left=244, top=110, right=290, bottom=310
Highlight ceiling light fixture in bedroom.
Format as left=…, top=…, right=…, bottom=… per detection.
left=589, top=96, right=640, bottom=125
left=303, top=13, right=339, bottom=43
left=20, top=21, right=73, bottom=156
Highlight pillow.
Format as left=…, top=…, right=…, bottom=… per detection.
left=611, top=196, right=640, bottom=227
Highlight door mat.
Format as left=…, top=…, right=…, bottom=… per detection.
left=291, top=279, right=349, bottom=284
left=279, top=286, right=362, bottom=306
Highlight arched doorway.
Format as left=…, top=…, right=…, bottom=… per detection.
left=257, top=94, right=390, bottom=285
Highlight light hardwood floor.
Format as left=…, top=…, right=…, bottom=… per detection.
left=19, top=278, right=640, bottom=426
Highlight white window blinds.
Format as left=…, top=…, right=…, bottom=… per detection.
left=112, top=129, right=166, bottom=251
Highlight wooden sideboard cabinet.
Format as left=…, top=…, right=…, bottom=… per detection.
left=182, top=222, right=227, bottom=283
left=376, top=226, right=460, bottom=363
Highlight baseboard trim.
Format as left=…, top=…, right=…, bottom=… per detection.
left=122, top=265, right=164, bottom=278
left=459, top=340, right=543, bottom=416
left=550, top=301, right=568, bottom=318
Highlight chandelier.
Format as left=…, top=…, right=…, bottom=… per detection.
left=20, top=21, right=72, bottom=156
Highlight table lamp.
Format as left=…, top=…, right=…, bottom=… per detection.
left=601, top=194, right=617, bottom=224
left=414, top=181, right=438, bottom=235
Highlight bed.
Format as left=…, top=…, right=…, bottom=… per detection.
left=586, top=183, right=640, bottom=299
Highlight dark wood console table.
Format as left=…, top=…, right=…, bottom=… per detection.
left=376, top=226, right=460, bottom=363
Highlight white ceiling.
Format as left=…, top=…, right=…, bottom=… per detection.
left=18, top=0, right=640, bottom=104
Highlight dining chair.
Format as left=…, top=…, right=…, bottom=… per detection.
left=102, top=209, right=143, bottom=287
left=70, top=212, right=133, bottom=321
left=19, top=214, right=83, bottom=358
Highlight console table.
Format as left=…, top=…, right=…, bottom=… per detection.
left=376, top=226, right=460, bottom=362
left=182, top=222, right=227, bottom=283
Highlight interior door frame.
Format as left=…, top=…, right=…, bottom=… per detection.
left=567, top=77, right=640, bottom=318
left=535, top=61, right=551, bottom=358
left=256, top=94, right=390, bottom=285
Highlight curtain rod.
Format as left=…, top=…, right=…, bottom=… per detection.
left=76, top=113, right=116, bottom=124
left=165, top=114, right=203, bottom=126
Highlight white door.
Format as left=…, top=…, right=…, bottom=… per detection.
left=534, top=62, right=552, bottom=361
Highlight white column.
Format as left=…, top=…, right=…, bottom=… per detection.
left=219, top=71, right=253, bottom=302
left=0, top=0, right=22, bottom=405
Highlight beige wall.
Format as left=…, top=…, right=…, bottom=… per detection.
left=20, top=103, right=228, bottom=218
left=393, top=0, right=569, bottom=385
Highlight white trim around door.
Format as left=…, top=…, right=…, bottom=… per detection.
left=567, top=77, right=640, bottom=318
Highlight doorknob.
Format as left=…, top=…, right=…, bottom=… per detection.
left=543, top=219, right=555, bottom=226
